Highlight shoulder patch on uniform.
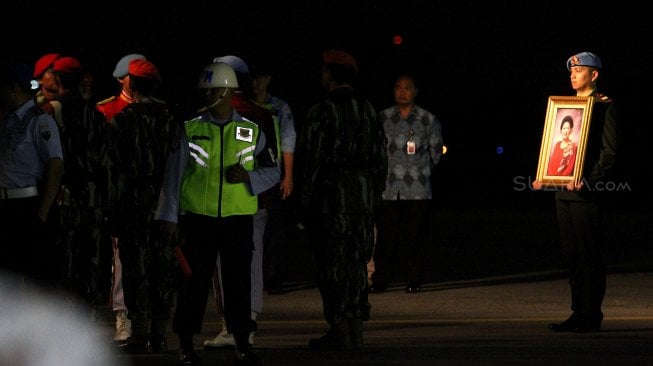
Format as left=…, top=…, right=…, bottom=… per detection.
left=96, top=96, right=116, bottom=106
left=38, top=123, right=52, bottom=141
left=594, top=92, right=613, bottom=103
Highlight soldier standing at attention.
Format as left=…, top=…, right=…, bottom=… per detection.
left=0, top=61, right=64, bottom=289
left=51, top=56, right=108, bottom=312
left=105, top=59, right=178, bottom=354
left=299, top=49, right=387, bottom=350
left=534, top=51, right=620, bottom=333
left=96, top=53, right=147, bottom=345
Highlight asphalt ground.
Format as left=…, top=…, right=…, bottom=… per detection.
left=99, top=206, right=653, bottom=366
left=107, top=270, right=653, bottom=366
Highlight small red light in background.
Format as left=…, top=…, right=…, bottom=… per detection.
left=393, top=35, right=403, bottom=45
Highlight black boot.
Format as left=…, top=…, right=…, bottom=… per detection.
left=548, top=312, right=580, bottom=332
left=178, top=333, right=200, bottom=365
left=308, top=320, right=352, bottom=350
left=348, top=318, right=363, bottom=350
left=149, top=319, right=168, bottom=354
left=234, top=331, right=261, bottom=366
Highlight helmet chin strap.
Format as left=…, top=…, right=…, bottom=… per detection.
left=197, top=88, right=229, bottom=113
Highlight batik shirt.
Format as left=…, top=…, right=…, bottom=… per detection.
left=381, top=104, right=443, bottom=200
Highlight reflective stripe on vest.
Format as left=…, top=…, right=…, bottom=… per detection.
left=180, top=118, right=259, bottom=217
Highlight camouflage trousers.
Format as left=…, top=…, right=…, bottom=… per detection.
left=118, top=219, right=176, bottom=324
left=308, top=212, right=375, bottom=324
left=52, top=204, right=102, bottom=309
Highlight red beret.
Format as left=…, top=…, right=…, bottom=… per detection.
left=33, top=53, right=61, bottom=78
left=323, top=49, right=358, bottom=73
left=128, top=59, right=161, bottom=82
left=53, top=56, right=83, bottom=74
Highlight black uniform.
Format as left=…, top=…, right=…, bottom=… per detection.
left=554, top=91, right=619, bottom=329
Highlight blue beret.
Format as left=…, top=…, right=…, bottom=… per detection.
left=112, top=53, right=146, bottom=78
left=213, top=55, right=249, bottom=75
left=566, top=52, right=602, bottom=70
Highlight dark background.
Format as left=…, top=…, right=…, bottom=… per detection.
left=4, top=1, right=650, bottom=214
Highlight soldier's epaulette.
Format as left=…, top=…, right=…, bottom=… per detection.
left=96, top=96, right=116, bottom=106
left=594, top=92, right=613, bottom=103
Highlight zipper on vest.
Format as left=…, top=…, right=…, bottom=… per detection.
left=217, top=124, right=224, bottom=217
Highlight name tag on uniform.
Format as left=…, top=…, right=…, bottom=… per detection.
left=236, top=127, right=253, bottom=143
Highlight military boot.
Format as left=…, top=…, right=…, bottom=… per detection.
left=308, top=320, right=352, bottom=350
left=149, top=319, right=169, bottom=354
left=349, top=318, right=363, bottom=350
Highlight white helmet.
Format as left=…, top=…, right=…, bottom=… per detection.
left=197, top=62, right=239, bottom=89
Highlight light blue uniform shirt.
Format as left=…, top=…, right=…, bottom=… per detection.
left=0, top=99, right=63, bottom=188
left=155, top=109, right=280, bottom=223
left=264, top=94, right=296, bottom=154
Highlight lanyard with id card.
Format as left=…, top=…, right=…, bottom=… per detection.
left=406, top=129, right=415, bottom=155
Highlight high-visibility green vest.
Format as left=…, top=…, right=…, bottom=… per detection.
left=180, top=117, right=259, bottom=217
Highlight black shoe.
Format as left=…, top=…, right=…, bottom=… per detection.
left=235, top=351, right=262, bottom=366
left=149, top=335, right=168, bottom=354
left=405, top=282, right=421, bottom=293
left=368, top=283, right=387, bottom=293
left=178, top=349, right=200, bottom=365
left=120, top=338, right=150, bottom=354
left=308, top=332, right=353, bottom=350
left=548, top=312, right=580, bottom=332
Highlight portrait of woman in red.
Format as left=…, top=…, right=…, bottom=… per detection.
left=547, top=115, right=577, bottom=176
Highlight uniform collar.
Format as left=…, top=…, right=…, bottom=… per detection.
left=12, top=98, right=37, bottom=120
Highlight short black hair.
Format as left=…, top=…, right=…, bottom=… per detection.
left=560, top=115, right=574, bottom=130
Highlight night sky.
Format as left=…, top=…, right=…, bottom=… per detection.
left=5, top=1, right=651, bottom=211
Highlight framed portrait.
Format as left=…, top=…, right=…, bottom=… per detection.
left=535, top=96, right=594, bottom=188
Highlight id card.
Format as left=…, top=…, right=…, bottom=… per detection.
left=406, top=141, right=416, bottom=155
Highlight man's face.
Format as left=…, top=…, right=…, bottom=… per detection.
left=39, top=70, right=60, bottom=101
left=394, top=77, right=417, bottom=106
left=569, top=66, right=594, bottom=93
left=250, top=74, right=271, bottom=97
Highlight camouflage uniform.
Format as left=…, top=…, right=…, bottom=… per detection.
left=54, top=93, right=109, bottom=308
left=105, top=99, right=179, bottom=345
left=299, top=87, right=387, bottom=335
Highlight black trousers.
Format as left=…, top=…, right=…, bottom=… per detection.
left=172, top=213, right=254, bottom=352
left=555, top=198, right=606, bottom=316
left=0, top=196, right=58, bottom=287
left=263, top=185, right=285, bottom=287
left=372, top=199, right=432, bottom=286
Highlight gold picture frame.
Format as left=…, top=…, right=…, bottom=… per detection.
left=536, top=96, right=594, bottom=188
